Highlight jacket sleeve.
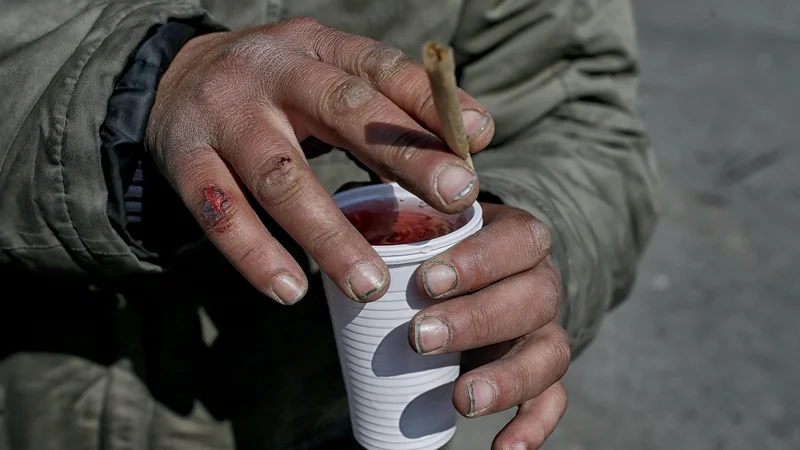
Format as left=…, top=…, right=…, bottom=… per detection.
left=454, top=0, right=661, bottom=355
left=0, top=1, right=221, bottom=276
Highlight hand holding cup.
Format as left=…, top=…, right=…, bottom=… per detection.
left=411, top=203, right=570, bottom=449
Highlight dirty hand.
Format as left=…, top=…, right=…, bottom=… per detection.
left=410, top=203, right=569, bottom=449
left=146, top=18, right=494, bottom=305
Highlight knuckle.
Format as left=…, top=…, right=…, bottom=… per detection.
left=551, top=383, right=569, bottom=413
left=539, top=273, right=563, bottom=321
left=281, top=16, right=323, bottom=32
left=382, top=129, right=434, bottom=177
left=322, top=75, right=375, bottom=117
left=306, top=224, right=349, bottom=258
left=251, top=153, right=307, bottom=209
left=547, top=330, right=572, bottom=378
left=220, top=32, right=274, bottom=67
left=219, top=31, right=304, bottom=78
left=462, top=244, right=491, bottom=288
left=415, top=89, right=438, bottom=121
left=308, top=22, right=344, bottom=60
left=276, top=17, right=329, bottom=59
left=467, top=305, right=495, bottom=347
left=359, top=44, right=412, bottom=84
left=514, top=212, right=551, bottom=259
left=233, top=242, right=266, bottom=269
left=508, top=359, right=536, bottom=401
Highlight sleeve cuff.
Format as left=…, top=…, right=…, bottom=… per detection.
left=99, top=21, right=210, bottom=262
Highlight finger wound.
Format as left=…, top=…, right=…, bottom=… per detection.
left=200, top=185, right=236, bottom=234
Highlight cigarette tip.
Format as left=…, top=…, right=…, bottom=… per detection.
left=424, top=41, right=448, bottom=61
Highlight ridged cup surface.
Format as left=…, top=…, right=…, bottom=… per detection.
left=323, top=183, right=483, bottom=450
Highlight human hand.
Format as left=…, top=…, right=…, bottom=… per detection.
left=145, top=18, right=494, bottom=305
left=409, top=203, right=569, bottom=449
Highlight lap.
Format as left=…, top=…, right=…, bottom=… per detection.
left=0, top=353, right=233, bottom=450
left=0, top=267, right=508, bottom=450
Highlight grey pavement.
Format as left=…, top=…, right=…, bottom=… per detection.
left=450, top=1, right=800, bottom=449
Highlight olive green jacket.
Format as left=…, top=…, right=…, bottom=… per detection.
left=0, top=0, right=659, bottom=449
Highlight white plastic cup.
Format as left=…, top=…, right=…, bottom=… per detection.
left=322, top=183, right=483, bottom=450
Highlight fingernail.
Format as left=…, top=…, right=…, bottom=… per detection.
left=268, top=274, right=305, bottom=305
left=347, top=263, right=387, bottom=301
left=467, top=380, right=495, bottom=416
left=423, top=263, right=457, bottom=297
left=414, top=316, right=450, bottom=354
left=507, top=444, right=528, bottom=450
left=435, top=164, right=477, bottom=204
left=462, top=109, right=490, bottom=139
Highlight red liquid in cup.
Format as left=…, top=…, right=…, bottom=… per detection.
left=343, top=199, right=469, bottom=246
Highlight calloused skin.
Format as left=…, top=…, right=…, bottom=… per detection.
left=146, top=17, right=569, bottom=449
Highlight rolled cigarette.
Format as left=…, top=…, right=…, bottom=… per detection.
left=422, top=41, right=473, bottom=169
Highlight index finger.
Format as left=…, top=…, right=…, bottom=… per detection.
left=311, top=27, right=495, bottom=152
left=221, top=122, right=390, bottom=303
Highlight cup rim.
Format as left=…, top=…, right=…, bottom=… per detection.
left=332, top=182, right=483, bottom=262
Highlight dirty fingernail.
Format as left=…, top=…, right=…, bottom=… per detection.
left=467, top=380, right=495, bottom=416
left=347, top=263, right=387, bottom=301
left=462, top=109, right=490, bottom=139
left=436, top=164, right=477, bottom=204
left=415, top=316, right=450, bottom=354
left=269, top=274, right=305, bottom=305
left=423, top=263, right=457, bottom=297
